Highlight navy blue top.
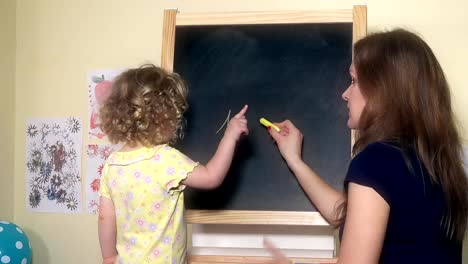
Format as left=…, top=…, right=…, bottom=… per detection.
left=340, top=141, right=461, bottom=263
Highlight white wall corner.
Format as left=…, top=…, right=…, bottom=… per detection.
left=463, top=145, right=468, bottom=175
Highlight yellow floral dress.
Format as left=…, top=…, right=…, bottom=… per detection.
left=99, top=145, right=198, bottom=264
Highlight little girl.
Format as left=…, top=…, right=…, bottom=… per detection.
left=97, top=64, right=248, bottom=264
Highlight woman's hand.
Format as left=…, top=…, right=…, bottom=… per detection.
left=263, top=239, right=291, bottom=264
left=267, top=119, right=303, bottom=165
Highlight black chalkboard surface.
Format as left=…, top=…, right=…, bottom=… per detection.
left=173, top=23, right=352, bottom=211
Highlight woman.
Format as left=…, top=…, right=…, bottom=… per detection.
left=264, top=29, right=467, bottom=264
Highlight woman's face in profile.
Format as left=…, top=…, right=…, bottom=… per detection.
left=342, top=63, right=367, bottom=129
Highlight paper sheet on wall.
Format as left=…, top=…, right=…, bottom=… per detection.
left=25, top=118, right=83, bottom=213
left=87, top=69, right=124, bottom=140
left=85, top=144, right=119, bottom=214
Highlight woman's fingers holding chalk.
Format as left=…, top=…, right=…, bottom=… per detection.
left=277, top=120, right=293, bottom=129
left=279, top=125, right=289, bottom=136
left=262, top=120, right=287, bottom=136
left=267, top=123, right=283, bottom=142
left=276, top=120, right=297, bottom=135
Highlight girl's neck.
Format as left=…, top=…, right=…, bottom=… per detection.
left=120, top=142, right=144, bottom=152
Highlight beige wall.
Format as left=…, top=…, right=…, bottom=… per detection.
left=12, top=0, right=468, bottom=263
left=0, top=0, right=16, bottom=222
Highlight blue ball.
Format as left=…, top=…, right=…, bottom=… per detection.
left=0, top=221, right=32, bottom=264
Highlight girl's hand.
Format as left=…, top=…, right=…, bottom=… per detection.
left=263, top=239, right=291, bottom=264
left=267, top=119, right=303, bottom=164
left=224, top=105, right=249, bottom=142
left=102, top=255, right=117, bottom=264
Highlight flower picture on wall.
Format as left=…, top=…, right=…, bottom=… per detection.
left=88, top=69, right=124, bottom=140
left=85, top=144, right=119, bottom=214
left=25, top=117, right=83, bottom=213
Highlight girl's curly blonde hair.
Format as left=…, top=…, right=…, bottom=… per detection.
left=99, top=64, right=188, bottom=147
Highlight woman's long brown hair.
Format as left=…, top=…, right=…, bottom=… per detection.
left=342, top=29, right=467, bottom=241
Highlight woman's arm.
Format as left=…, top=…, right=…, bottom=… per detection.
left=338, top=183, right=389, bottom=264
left=286, top=157, right=345, bottom=224
left=267, top=120, right=344, bottom=224
left=264, top=182, right=389, bottom=264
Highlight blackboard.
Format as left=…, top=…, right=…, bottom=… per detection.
left=173, top=23, right=352, bottom=212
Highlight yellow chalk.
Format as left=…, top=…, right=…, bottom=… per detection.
left=260, top=117, right=281, bottom=132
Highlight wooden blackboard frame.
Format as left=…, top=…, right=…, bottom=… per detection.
left=161, top=6, right=367, bottom=226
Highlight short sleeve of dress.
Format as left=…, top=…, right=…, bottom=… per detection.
left=98, top=163, right=111, bottom=199
left=156, top=145, right=199, bottom=194
left=344, top=142, right=401, bottom=206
